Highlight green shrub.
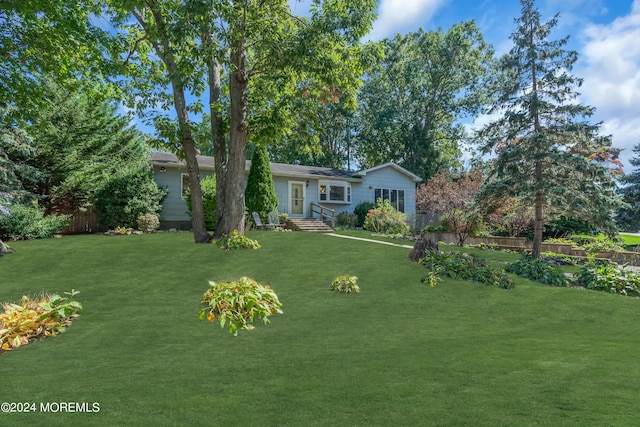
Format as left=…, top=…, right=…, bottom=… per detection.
left=576, top=261, right=640, bottom=297
left=137, top=213, right=160, bottom=233
left=1, top=290, right=82, bottom=352
left=581, top=239, right=625, bottom=255
left=330, top=275, right=360, bottom=293
left=0, top=202, right=69, bottom=240
left=245, top=144, right=278, bottom=224
left=94, top=168, right=166, bottom=230
left=199, top=277, right=283, bottom=336
left=354, top=202, right=375, bottom=227
left=185, top=175, right=217, bottom=230
left=216, top=230, right=261, bottom=250
left=336, top=212, right=358, bottom=228
left=364, top=198, right=409, bottom=236
left=505, top=256, right=570, bottom=287
left=420, top=250, right=514, bottom=289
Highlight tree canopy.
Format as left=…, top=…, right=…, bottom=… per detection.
left=355, top=22, right=494, bottom=181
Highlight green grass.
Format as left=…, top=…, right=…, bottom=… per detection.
left=619, top=233, right=640, bottom=246
left=2, top=232, right=640, bottom=426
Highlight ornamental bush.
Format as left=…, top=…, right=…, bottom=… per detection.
left=364, top=198, right=409, bottom=236
left=137, top=213, right=160, bottom=233
left=0, top=202, right=69, bottom=240
left=199, top=277, right=283, bottom=336
left=94, top=168, right=165, bottom=230
left=336, top=212, right=358, bottom=228
left=1, top=290, right=82, bottom=352
left=354, top=202, right=375, bottom=227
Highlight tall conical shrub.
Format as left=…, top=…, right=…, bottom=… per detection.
left=245, top=144, right=278, bottom=223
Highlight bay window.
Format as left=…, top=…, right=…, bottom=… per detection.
left=319, top=181, right=351, bottom=203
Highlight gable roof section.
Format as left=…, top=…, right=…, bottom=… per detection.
left=150, top=151, right=215, bottom=171
left=356, top=162, right=423, bottom=183
left=150, top=152, right=362, bottom=181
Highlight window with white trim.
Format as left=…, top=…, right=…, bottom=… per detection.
left=374, top=188, right=405, bottom=212
left=319, top=180, right=351, bottom=203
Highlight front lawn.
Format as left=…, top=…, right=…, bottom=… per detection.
left=2, top=232, right=640, bottom=426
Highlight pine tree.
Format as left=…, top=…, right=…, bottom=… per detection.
left=477, top=0, right=622, bottom=257
left=245, top=144, right=278, bottom=224
left=618, top=143, right=640, bottom=231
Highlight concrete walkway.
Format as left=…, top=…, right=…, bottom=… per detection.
left=326, top=233, right=414, bottom=249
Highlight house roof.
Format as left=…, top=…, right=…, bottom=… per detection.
left=150, top=152, right=363, bottom=181
left=150, top=152, right=423, bottom=183
left=357, top=162, right=423, bottom=183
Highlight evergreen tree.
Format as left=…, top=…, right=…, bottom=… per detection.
left=476, top=0, right=622, bottom=258
left=245, top=144, right=278, bottom=224
left=25, top=81, right=150, bottom=213
left=618, top=143, right=640, bottom=231
left=0, top=106, right=40, bottom=202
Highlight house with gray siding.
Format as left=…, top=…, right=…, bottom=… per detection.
left=151, top=152, right=421, bottom=229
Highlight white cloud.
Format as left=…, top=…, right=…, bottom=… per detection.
left=577, top=0, right=640, bottom=170
left=367, top=0, right=447, bottom=41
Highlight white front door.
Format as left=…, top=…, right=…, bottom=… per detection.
left=289, top=181, right=306, bottom=217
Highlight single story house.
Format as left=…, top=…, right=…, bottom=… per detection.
left=150, top=152, right=422, bottom=229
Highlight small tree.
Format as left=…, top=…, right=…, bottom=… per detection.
left=416, top=170, right=483, bottom=245
left=245, top=144, right=278, bottom=224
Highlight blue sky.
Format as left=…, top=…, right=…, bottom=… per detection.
left=289, top=0, right=640, bottom=170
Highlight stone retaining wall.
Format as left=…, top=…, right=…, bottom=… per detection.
left=423, top=232, right=640, bottom=266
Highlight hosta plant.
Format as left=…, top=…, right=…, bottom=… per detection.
left=330, top=275, right=360, bottom=293
left=505, top=256, right=570, bottom=287
left=199, top=277, right=283, bottom=336
left=576, top=261, right=640, bottom=297
left=420, top=250, right=514, bottom=289
left=216, top=230, right=261, bottom=250
left=0, top=290, right=82, bottom=352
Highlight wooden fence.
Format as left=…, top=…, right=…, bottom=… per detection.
left=60, top=206, right=100, bottom=235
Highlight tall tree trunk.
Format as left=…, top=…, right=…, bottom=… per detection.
left=134, top=5, right=209, bottom=243
left=208, top=56, right=227, bottom=238
left=216, top=39, right=247, bottom=236
left=171, top=78, right=210, bottom=243
left=532, top=161, right=544, bottom=258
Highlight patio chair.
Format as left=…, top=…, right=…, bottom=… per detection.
left=252, top=211, right=282, bottom=230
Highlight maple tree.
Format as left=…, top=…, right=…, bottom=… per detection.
left=416, top=170, right=483, bottom=246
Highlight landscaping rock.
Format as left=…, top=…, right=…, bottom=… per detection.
left=0, top=239, right=14, bottom=255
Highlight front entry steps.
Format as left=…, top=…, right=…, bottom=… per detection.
left=287, top=218, right=334, bottom=233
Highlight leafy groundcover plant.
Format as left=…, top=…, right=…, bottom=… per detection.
left=330, top=275, right=360, bottom=293
left=200, top=277, right=283, bottom=336
left=0, top=290, right=82, bottom=352
left=576, top=261, right=640, bottom=297
left=506, top=256, right=570, bottom=287
left=420, top=250, right=514, bottom=289
left=216, top=230, right=261, bottom=250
